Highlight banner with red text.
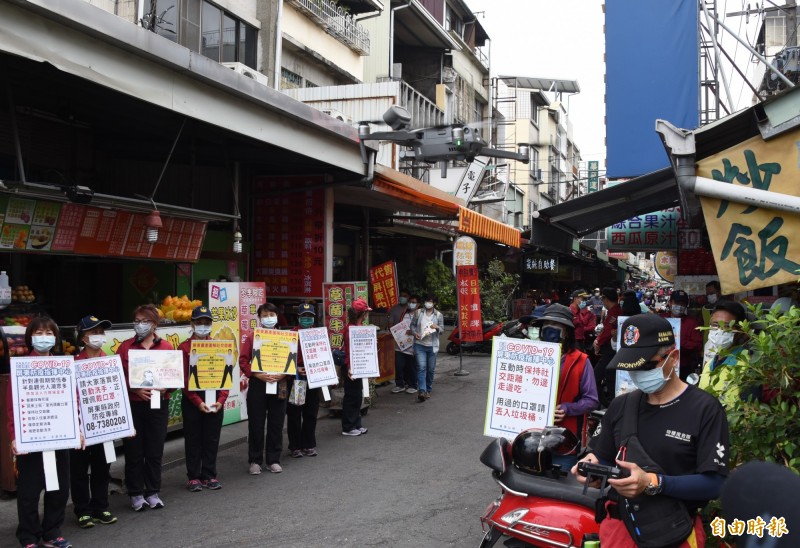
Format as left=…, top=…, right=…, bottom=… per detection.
left=457, top=265, right=482, bottom=342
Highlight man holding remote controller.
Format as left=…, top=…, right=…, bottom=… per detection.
left=572, top=314, right=729, bottom=547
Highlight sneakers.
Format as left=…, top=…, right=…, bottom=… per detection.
left=358, top=427, right=368, bottom=435
left=203, top=478, right=222, bottom=490
left=342, top=429, right=362, bottom=436
left=405, top=387, right=418, bottom=394
left=93, top=511, right=118, bottom=525
left=268, top=463, right=283, bottom=473
left=391, top=385, right=406, bottom=393
left=418, top=392, right=426, bottom=402
left=145, top=494, right=165, bottom=509
left=249, top=463, right=262, bottom=475
left=290, top=449, right=304, bottom=458
left=42, top=538, right=73, bottom=548
left=302, top=448, right=318, bottom=457
left=187, top=479, right=203, bottom=492
left=77, top=514, right=94, bottom=528
left=130, top=495, right=146, bottom=512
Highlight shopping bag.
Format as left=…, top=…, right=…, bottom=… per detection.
left=289, top=379, right=307, bottom=406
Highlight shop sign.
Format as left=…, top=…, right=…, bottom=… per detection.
left=456, top=265, right=482, bottom=342
left=697, top=130, right=800, bottom=294
left=0, top=196, right=207, bottom=261
left=369, top=260, right=398, bottom=309
left=323, top=282, right=368, bottom=351
left=524, top=255, right=558, bottom=273
left=484, top=338, right=561, bottom=438
left=453, top=235, right=477, bottom=273
left=10, top=355, right=82, bottom=453
left=252, top=177, right=325, bottom=298
left=654, top=251, right=678, bottom=283
left=606, top=207, right=680, bottom=251
left=75, top=355, right=134, bottom=446
left=208, top=281, right=265, bottom=422
left=588, top=160, right=599, bottom=193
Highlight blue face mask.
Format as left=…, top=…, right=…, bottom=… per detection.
left=578, top=301, right=587, bottom=309
left=540, top=326, right=563, bottom=343
left=629, top=353, right=674, bottom=394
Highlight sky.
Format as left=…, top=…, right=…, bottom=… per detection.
left=468, top=0, right=770, bottom=172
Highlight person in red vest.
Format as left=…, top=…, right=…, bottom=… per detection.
left=532, top=304, right=600, bottom=469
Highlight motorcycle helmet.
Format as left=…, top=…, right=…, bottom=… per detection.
left=511, top=427, right=578, bottom=475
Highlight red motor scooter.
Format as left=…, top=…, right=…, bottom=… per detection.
left=447, top=320, right=505, bottom=355
left=479, top=427, right=606, bottom=548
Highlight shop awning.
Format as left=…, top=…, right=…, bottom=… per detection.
left=0, top=0, right=366, bottom=176
left=533, top=168, right=680, bottom=237
left=458, top=207, right=521, bottom=248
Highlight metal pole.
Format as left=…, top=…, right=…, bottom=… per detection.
left=699, top=0, right=735, bottom=110
left=454, top=272, right=470, bottom=377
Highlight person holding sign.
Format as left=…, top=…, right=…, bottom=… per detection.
left=389, top=292, right=419, bottom=394
left=531, top=304, right=599, bottom=468
left=7, top=317, right=78, bottom=548
left=117, top=304, right=176, bottom=512
left=340, top=298, right=371, bottom=436
left=239, top=303, right=289, bottom=474
left=70, top=315, right=118, bottom=529
left=178, top=306, right=229, bottom=492
left=287, top=303, right=321, bottom=458
left=409, top=295, right=444, bottom=403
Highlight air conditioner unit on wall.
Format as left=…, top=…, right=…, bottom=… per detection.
left=221, top=62, right=269, bottom=87
left=321, top=108, right=353, bottom=124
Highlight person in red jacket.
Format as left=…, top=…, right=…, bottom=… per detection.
left=341, top=298, right=371, bottom=435
left=568, top=289, right=596, bottom=352
left=533, top=304, right=599, bottom=468
left=71, top=315, right=118, bottom=530
left=593, top=287, right=623, bottom=404
left=179, top=306, right=229, bottom=492
left=7, top=317, right=80, bottom=548
left=660, top=290, right=703, bottom=381
left=117, top=304, right=175, bottom=512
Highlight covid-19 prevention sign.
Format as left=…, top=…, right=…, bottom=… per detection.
left=484, top=338, right=561, bottom=439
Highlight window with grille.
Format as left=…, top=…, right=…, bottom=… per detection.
left=281, top=68, right=303, bottom=90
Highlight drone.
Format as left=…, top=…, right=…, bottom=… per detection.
left=358, top=106, right=530, bottom=177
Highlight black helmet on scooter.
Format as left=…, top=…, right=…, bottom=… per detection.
left=511, top=427, right=579, bottom=475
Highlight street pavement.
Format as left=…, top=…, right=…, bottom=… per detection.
left=0, top=352, right=502, bottom=547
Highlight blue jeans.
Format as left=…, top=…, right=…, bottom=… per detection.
left=415, top=343, right=437, bottom=393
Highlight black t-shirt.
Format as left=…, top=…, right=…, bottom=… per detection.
left=590, top=385, right=729, bottom=480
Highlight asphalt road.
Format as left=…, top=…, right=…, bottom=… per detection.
left=0, top=353, right=501, bottom=547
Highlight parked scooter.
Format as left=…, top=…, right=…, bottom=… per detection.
left=479, top=427, right=605, bottom=548
left=446, top=320, right=505, bottom=355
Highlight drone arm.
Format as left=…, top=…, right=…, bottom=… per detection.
left=481, top=147, right=530, bottom=163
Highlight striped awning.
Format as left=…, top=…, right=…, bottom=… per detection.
left=458, top=207, right=521, bottom=248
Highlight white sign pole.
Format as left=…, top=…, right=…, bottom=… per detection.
left=266, top=382, right=278, bottom=395
left=321, top=386, right=331, bottom=401
left=103, top=441, right=117, bottom=463
left=362, top=378, right=370, bottom=401
left=43, top=450, right=59, bottom=491
left=205, top=390, right=216, bottom=409
left=150, top=395, right=161, bottom=409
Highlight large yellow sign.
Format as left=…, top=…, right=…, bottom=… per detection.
left=697, top=130, right=800, bottom=294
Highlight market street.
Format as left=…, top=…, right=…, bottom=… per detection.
left=0, top=353, right=499, bottom=547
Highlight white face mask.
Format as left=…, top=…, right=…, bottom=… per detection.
left=708, top=328, right=734, bottom=350
left=133, top=322, right=153, bottom=338
left=261, top=316, right=278, bottom=328
left=671, top=305, right=686, bottom=317
left=707, top=294, right=718, bottom=305
left=408, top=302, right=418, bottom=310
left=194, top=325, right=212, bottom=337
left=424, top=302, right=434, bottom=310
left=32, top=335, right=56, bottom=353
left=86, top=335, right=107, bottom=349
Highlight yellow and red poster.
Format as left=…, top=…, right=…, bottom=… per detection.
left=188, top=340, right=236, bottom=390
left=457, top=265, right=482, bottom=342
left=250, top=328, right=298, bottom=375
left=323, top=281, right=368, bottom=351
left=369, top=261, right=398, bottom=309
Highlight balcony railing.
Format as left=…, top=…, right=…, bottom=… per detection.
left=399, top=81, right=445, bottom=128
left=288, top=0, right=371, bottom=55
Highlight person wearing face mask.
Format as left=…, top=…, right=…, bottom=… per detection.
left=660, top=290, right=702, bottom=381
left=588, top=288, right=604, bottom=324
left=698, top=301, right=753, bottom=406
left=286, top=303, right=322, bottom=457
left=389, top=290, right=419, bottom=394
left=7, top=316, right=82, bottom=548
left=409, top=295, right=444, bottom=402
left=532, top=304, right=599, bottom=468
left=593, top=287, right=623, bottom=405
left=340, top=298, right=371, bottom=435
left=573, top=314, right=729, bottom=548
left=568, top=289, right=596, bottom=352
left=239, top=303, right=289, bottom=474
left=703, top=281, right=722, bottom=309
left=71, top=315, right=118, bottom=530
left=178, top=306, right=229, bottom=492
left=117, top=304, right=176, bottom=512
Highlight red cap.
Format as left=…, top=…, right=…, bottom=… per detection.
left=352, top=298, right=372, bottom=312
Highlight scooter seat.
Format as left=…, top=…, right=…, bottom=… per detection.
left=497, top=465, right=605, bottom=509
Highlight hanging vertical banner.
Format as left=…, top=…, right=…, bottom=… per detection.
left=208, top=281, right=265, bottom=423
left=453, top=235, right=477, bottom=276
left=457, top=265, right=483, bottom=342
left=323, top=282, right=368, bottom=351
left=75, top=355, right=135, bottom=446
left=11, top=356, right=82, bottom=453
left=588, top=160, right=600, bottom=193
left=369, top=261, right=399, bottom=309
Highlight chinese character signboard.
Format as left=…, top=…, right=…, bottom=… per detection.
left=369, top=261, right=398, bottom=309
left=252, top=177, right=325, bottom=298
left=128, top=350, right=184, bottom=389
left=75, top=355, right=134, bottom=446
left=11, top=356, right=82, bottom=453
left=588, top=160, right=599, bottom=193
left=453, top=235, right=477, bottom=273
left=654, top=251, right=678, bottom=283
left=323, top=282, right=368, bottom=351
left=523, top=255, right=558, bottom=273
left=697, top=131, right=800, bottom=294
left=606, top=208, right=680, bottom=251
left=457, top=265, right=482, bottom=342
left=484, top=338, right=561, bottom=438
left=298, top=327, right=340, bottom=389
left=187, top=340, right=237, bottom=390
